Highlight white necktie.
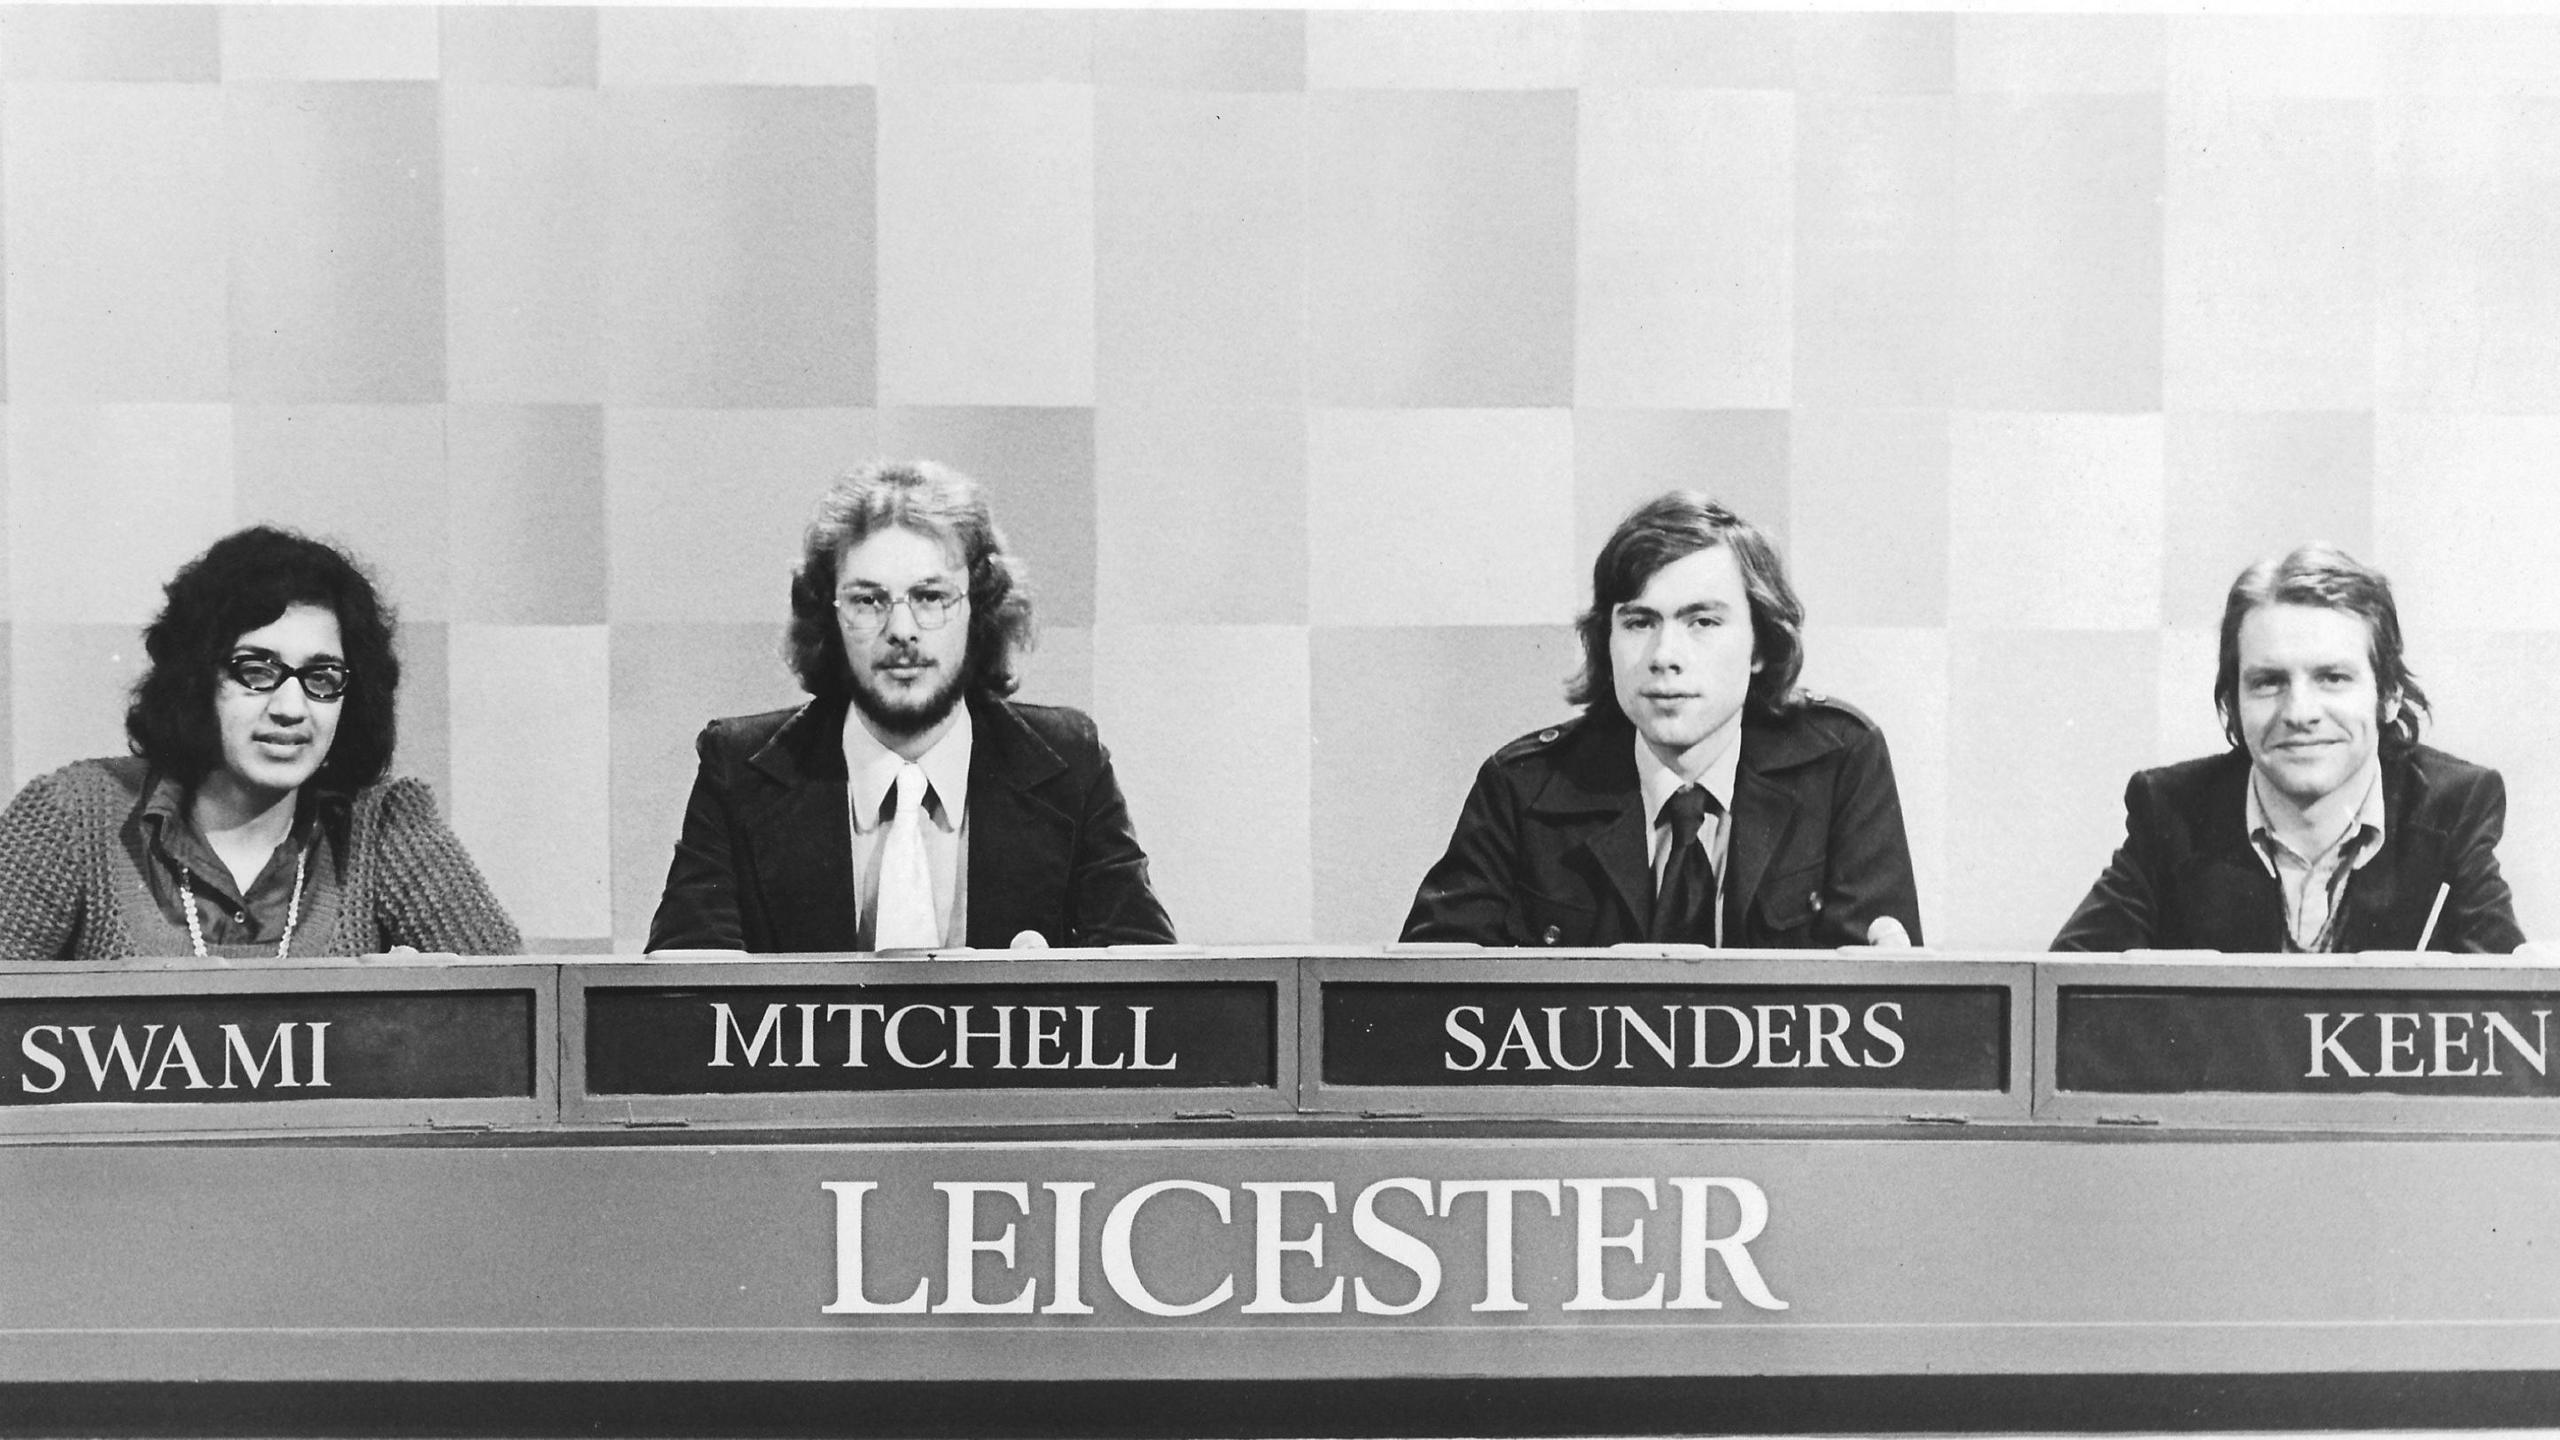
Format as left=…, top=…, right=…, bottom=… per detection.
left=873, top=764, right=941, bottom=950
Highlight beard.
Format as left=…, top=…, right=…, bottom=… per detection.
left=847, top=640, right=972, bottom=740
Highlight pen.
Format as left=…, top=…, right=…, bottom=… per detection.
left=2416, top=882, right=2451, bottom=951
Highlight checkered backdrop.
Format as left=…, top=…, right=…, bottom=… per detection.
left=3, top=7, right=2555, bottom=954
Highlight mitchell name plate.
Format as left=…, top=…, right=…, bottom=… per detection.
left=583, top=981, right=1277, bottom=1095
left=3, top=989, right=536, bottom=1104
left=2056, top=986, right=2560, bottom=1096
left=1321, top=982, right=2009, bottom=1090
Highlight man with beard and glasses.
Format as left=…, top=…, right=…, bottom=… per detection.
left=647, top=460, right=1175, bottom=953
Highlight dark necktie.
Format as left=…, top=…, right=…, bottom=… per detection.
left=1651, top=784, right=1721, bottom=944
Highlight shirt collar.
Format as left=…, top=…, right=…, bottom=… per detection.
left=843, top=704, right=973, bottom=835
left=138, top=769, right=351, bottom=865
left=1633, top=724, right=1742, bottom=832
left=2246, top=757, right=2387, bottom=876
left=138, top=769, right=189, bottom=832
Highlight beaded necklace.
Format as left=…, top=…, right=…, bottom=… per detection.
left=177, top=845, right=309, bottom=960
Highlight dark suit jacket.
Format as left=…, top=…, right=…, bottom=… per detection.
left=2052, top=745, right=2523, bottom=954
left=1400, top=700, right=1922, bottom=949
left=646, top=693, right=1175, bottom=953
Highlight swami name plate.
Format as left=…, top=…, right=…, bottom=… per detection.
left=0, top=960, right=551, bottom=1132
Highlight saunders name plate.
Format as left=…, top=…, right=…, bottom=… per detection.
left=1322, top=980, right=2010, bottom=1092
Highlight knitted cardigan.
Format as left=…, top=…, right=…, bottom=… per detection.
left=0, top=757, right=523, bottom=962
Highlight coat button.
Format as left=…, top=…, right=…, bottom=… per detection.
left=1542, top=925, right=1561, bottom=945
left=1807, top=891, right=1824, bottom=912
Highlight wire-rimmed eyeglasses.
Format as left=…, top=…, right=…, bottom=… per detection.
left=836, top=586, right=966, bottom=634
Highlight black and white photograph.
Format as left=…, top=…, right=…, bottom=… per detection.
left=3, top=5, right=2558, bottom=1436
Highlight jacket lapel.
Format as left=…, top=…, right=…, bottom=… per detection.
left=741, top=699, right=862, bottom=953
left=1722, top=709, right=1848, bottom=939
left=2177, top=754, right=2286, bottom=953
left=2338, top=751, right=2437, bottom=949
left=962, top=697, right=1074, bottom=947
left=2179, top=847, right=2286, bottom=953
left=2346, top=838, right=2408, bottom=932
left=1581, top=806, right=1653, bottom=940
left=1531, top=722, right=1652, bottom=940
left=1722, top=761, right=1795, bottom=940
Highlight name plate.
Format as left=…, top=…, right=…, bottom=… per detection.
left=2057, top=985, right=2560, bottom=1096
left=2, top=989, right=535, bottom=1105
left=1322, top=982, right=2008, bottom=1090
left=584, top=981, right=1276, bottom=1094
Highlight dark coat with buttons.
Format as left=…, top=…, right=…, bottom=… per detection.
left=2051, top=743, right=2524, bottom=954
left=646, top=692, right=1176, bottom=953
left=1400, top=699, right=1923, bottom=949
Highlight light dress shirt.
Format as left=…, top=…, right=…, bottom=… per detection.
left=2246, top=760, right=2386, bottom=953
left=843, top=706, right=972, bottom=949
left=1634, top=726, right=1742, bottom=946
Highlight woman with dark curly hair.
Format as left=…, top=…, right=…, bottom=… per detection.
left=0, top=527, right=521, bottom=960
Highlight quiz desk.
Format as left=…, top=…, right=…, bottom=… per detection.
left=8, top=944, right=2560, bottom=1436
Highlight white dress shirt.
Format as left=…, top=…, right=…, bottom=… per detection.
left=843, top=706, right=972, bottom=948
